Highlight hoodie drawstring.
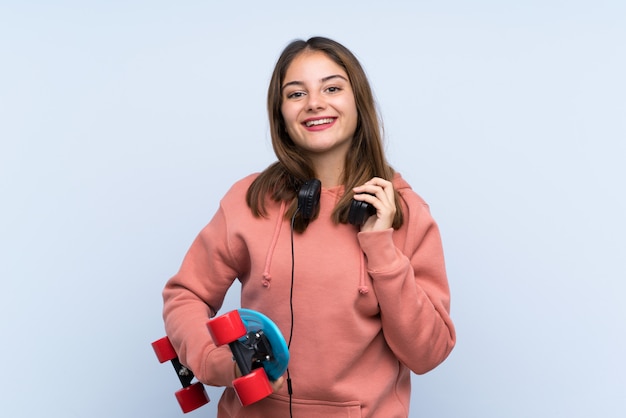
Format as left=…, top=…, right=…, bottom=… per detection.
left=358, top=251, right=369, bottom=295
left=262, top=201, right=287, bottom=288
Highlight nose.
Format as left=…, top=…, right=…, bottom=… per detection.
left=306, top=91, right=326, bottom=111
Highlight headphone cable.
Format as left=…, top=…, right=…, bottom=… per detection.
left=286, top=210, right=298, bottom=417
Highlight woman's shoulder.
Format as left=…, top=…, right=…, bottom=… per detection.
left=220, top=173, right=260, bottom=204
left=226, top=172, right=260, bottom=192
left=393, top=172, right=428, bottom=208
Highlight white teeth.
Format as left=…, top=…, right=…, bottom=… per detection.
left=305, top=118, right=334, bottom=127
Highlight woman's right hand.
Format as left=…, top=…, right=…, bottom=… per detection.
left=270, top=375, right=285, bottom=392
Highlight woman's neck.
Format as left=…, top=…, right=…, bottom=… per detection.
left=310, top=155, right=345, bottom=188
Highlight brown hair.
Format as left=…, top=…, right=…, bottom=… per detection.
left=246, top=36, right=403, bottom=232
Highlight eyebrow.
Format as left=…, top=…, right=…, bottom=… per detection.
left=281, top=74, right=349, bottom=91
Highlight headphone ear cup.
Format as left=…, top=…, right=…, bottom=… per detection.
left=298, top=179, right=321, bottom=220
left=348, top=198, right=376, bottom=225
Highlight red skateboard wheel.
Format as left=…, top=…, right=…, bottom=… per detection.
left=175, top=382, right=210, bottom=413
left=207, top=310, right=247, bottom=346
left=233, top=367, right=273, bottom=406
left=151, top=336, right=177, bottom=363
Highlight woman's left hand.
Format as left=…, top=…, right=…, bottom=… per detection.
left=352, top=177, right=396, bottom=232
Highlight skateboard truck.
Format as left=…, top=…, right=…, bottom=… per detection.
left=207, top=309, right=289, bottom=406
left=151, top=336, right=210, bottom=413
left=231, top=330, right=274, bottom=376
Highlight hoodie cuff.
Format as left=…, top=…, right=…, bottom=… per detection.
left=357, top=228, right=403, bottom=275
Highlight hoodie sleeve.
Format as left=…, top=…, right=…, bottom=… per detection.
left=357, top=191, right=456, bottom=374
left=161, top=203, right=245, bottom=387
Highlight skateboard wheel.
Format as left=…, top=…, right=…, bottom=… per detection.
left=233, top=367, right=273, bottom=406
left=175, top=382, right=210, bottom=413
left=151, top=336, right=177, bottom=363
left=207, top=310, right=247, bottom=346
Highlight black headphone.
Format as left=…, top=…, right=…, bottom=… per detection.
left=287, top=178, right=374, bottom=415
left=348, top=199, right=376, bottom=226
left=297, top=179, right=374, bottom=225
left=297, top=179, right=321, bottom=220
left=287, top=181, right=324, bottom=415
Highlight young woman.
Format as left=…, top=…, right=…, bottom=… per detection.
left=162, top=37, right=455, bottom=418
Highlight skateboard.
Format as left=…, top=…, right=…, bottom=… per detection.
left=207, top=308, right=290, bottom=406
left=151, top=336, right=210, bottom=413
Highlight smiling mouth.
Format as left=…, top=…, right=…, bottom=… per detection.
left=304, top=118, right=335, bottom=127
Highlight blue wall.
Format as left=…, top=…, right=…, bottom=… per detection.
left=1, top=1, right=624, bottom=417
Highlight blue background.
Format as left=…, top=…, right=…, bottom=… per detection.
left=1, top=1, right=624, bottom=417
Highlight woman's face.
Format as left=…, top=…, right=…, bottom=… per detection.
left=280, top=51, right=358, bottom=161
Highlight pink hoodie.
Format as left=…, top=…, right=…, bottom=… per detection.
left=162, top=172, right=455, bottom=417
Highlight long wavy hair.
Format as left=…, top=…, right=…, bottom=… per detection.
left=246, top=36, right=403, bottom=232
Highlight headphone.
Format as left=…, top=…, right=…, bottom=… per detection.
left=297, top=179, right=374, bottom=225
left=286, top=179, right=374, bottom=416
left=297, top=179, right=321, bottom=220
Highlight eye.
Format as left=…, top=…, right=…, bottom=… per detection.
left=325, top=86, right=341, bottom=93
left=286, top=91, right=306, bottom=99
